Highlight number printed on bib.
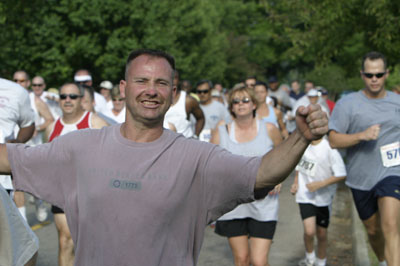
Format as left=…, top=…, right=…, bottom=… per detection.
left=296, top=157, right=317, bottom=177
left=380, top=142, right=400, bottom=167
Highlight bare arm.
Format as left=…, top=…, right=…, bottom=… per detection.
left=44, top=121, right=55, bottom=143
left=255, top=104, right=328, bottom=190
left=328, top=124, right=380, bottom=149
left=186, top=96, right=205, bottom=136
left=9, top=124, right=35, bottom=144
left=306, top=175, right=346, bottom=192
left=290, top=171, right=299, bottom=194
left=274, top=108, right=289, bottom=139
left=266, top=122, right=283, bottom=146
left=36, top=98, right=54, bottom=132
left=91, top=113, right=109, bottom=129
left=0, top=144, right=11, bottom=174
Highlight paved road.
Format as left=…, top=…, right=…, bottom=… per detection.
left=27, top=172, right=351, bottom=265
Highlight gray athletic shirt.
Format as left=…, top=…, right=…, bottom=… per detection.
left=7, top=124, right=261, bottom=266
left=329, top=90, right=400, bottom=190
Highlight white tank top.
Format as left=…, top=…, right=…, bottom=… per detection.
left=164, top=91, right=194, bottom=138
left=217, top=120, right=279, bottom=222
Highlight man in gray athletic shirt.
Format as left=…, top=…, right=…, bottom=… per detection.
left=329, top=51, right=400, bottom=266
left=0, top=49, right=328, bottom=266
left=196, top=79, right=231, bottom=142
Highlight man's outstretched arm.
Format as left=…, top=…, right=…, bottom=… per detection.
left=0, top=144, right=11, bottom=175
left=255, top=104, right=328, bottom=190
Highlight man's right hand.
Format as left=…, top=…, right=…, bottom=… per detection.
left=361, top=124, right=380, bottom=141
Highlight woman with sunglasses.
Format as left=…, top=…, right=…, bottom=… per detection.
left=211, top=86, right=282, bottom=266
left=102, top=85, right=126, bottom=123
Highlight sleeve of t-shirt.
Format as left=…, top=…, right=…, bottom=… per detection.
left=17, top=90, right=35, bottom=128
left=202, top=145, right=261, bottom=221
left=328, top=98, right=350, bottom=134
left=329, top=148, right=347, bottom=177
left=7, top=135, right=75, bottom=209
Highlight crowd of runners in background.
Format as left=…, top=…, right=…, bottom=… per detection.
left=0, top=50, right=399, bottom=266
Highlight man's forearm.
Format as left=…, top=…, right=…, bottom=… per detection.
left=328, top=130, right=363, bottom=149
left=0, top=144, right=11, bottom=175
left=255, top=130, right=310, bottom=189
left=15, top=124, right=35, bottom=143
left=194, top=118, right=205, bottom=137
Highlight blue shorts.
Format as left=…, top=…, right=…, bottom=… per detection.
left=351, top=175, right=400, bottom=221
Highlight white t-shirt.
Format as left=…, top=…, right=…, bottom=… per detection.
left=295, top=138, right=346, bottom=206
left=102, top=107, right=126, bottom=123
left=0, top=78, right=35, bottom=189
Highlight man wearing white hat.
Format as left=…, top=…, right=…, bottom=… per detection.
left=99, top=80, right=114, bottom=111
left=74, top=70, right=108, bottom=114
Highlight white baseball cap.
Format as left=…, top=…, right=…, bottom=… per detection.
left=99, top=80, right=113, bottom=90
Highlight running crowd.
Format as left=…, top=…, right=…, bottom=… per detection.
left=0, top=50, right=399, bottom=266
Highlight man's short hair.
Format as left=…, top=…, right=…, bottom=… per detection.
left=195, top=79, right=213, bottom=90
left=60, top=82, right=85, bottom=96
left=254, top=81, right=268, bottom=90
left=125, top=49, right=176, bottom=79
left=14, top=70, right=30, bottom=80
left=362, top=51, right=387, bottom=71
left=79, top=84, right=94, bottom=101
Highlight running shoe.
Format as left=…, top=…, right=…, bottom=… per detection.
left=298, top=257, right=315, bottom=266
left=36, top=202, right=48, bottom=222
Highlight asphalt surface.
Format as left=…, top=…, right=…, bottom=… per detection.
left=27, top=172, right=355, bottom=266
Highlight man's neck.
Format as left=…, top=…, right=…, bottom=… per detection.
left=120, top=120, right=164, bottom=143
left=362, top=89, right=387, bottom=99
left=200, top=99, right=213, bottom=106
left=62, top=109, right=86, bottom=124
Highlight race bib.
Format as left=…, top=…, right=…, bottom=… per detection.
left=296, top=157, right=317, bottom=177
left=199, top=129, right=212, bottom=143
left=380, top=142, right=400, bottom=167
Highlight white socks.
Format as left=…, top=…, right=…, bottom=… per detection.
left=379, top=261, right=387, bottom=266
left=315, top=257, right=327, bottom=266
left=306, top=251, right=316, bottom=261
left=18, top=206, right=27, bottom=221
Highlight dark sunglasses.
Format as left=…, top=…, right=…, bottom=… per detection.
left=362, top=72, right=386, bottom=79
left=112, top=98, right=125, bottom=102
left=14, top=79, right=26, bottom=83
left=232, top=97, right=251, bottom=104
left=60, top=94, right=81, bottom=100
left=197, top=89, right=210, bottom=94
left=32, top=84, right=44, bottom=87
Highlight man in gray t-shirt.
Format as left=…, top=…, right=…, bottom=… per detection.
left=0, top=49, right=328, bottom=266
left=196, top=80, right=231, bottom=142
left=329, top=51, right=400, bottom=266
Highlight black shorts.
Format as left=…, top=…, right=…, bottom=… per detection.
left=299, top=203, right=330, bottom=228
left=215, top=218, right=277, bottom=239
left=51, top=205, right=64, bottom=214
left=351, top=175, right=400, bottom=221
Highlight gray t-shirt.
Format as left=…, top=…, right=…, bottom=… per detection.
left=200, top=100, right=231, bottom=130
left=329, top=90, right=400, bottom=190
left=8, top=124, right=260, bottom=266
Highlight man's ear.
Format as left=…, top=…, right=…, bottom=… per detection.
left=120, top=80, right=126, bottom=98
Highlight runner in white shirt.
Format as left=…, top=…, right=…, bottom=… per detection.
left=291, top=138, right=346, bottom=266
left=0, top=77, right=38, bottom=265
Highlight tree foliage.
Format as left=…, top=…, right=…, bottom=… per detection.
left=1, top=0, right=399, bottom=94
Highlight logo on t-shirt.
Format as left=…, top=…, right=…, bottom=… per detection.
left=110, top=179, right=141, bottom=191
left=0, top=96, right=9, bottom=108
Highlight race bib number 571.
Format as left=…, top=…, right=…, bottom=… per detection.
left=380, top=142, right=400, bottom=168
